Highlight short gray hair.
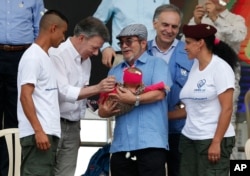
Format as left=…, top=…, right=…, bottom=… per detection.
left=153, top=4, right=183, bottom=24
left=73, top=16, right=110, bottom=42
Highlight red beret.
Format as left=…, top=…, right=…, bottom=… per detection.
left=183, top=24, right=217, bottom=39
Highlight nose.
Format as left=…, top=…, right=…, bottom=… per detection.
left=93, top=49, right=99, bottom=56
left=165, top=26, right=174, bottom=33
left=61, top=35, right=66, bottom=43
left=184, top=43, right=187, bottom=50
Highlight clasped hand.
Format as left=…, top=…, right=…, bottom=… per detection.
left=194, top=1, right=219, bottom=24
left=109, top=86, right=136, bottom=105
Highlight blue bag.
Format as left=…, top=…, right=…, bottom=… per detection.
left=82, top=143, right=111, bottom=176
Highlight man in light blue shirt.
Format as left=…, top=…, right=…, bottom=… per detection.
left=98, top=24, right=172, bottom=176
left=0, top=1, right=45, bottom=175
left=93, top=0, right=170, bottom=67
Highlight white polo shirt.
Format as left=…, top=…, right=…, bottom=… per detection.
left=17, top=43, right=61, bottom=138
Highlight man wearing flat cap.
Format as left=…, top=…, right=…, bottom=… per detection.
left=98, top=24, right=172, bottom=176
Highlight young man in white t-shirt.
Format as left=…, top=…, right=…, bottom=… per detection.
left=17, top=10, right=68, bottom=176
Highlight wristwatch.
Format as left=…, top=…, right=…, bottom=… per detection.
left=175, top=101, right=185, bottom=109
left=179, top=103, right=185, bottom=109
left=135, top=95, right=140, bottom=106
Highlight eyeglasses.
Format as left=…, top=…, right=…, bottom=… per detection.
left=117, top=38, right=139, bottom=47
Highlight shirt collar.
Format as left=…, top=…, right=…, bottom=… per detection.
left=152, top=38, right=178, bottom=54
left=121, top=51, right=148, bottom=68
left=205, top=9, right=229, bottom=19
left=66, top=38, right=82, bottom=62
left=219, top=9, right=229, bottom=18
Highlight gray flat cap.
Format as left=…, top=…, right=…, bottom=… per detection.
left=116, top=24, right=148, bottom=40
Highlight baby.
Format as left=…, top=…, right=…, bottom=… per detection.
left=99, top=67, right=169, bottom=116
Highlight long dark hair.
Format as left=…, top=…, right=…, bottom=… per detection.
left=203, top=35, right=238, bottom=71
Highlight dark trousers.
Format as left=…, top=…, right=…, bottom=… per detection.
left=0, top=49, right=25, bottom=176
left=110, top=148, right=166, bottom=176
left=166, top=133, right=181, bottom=176
left=20, top=135, right=59, bottom=176
left=179, top=134, right=235, bottom=176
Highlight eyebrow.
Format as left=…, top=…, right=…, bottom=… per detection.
left=161, top=22, right=179, bottom=28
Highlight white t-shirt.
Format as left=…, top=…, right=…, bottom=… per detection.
left=17, top=43, right=61, bottom=138
left=180, top=54, right=235, bottom=140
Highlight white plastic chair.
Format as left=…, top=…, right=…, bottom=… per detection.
left=245, top=138, right=250, bottom=159
left=0, top=128, right=21, bottom=176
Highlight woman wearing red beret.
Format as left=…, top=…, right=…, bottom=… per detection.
left=179, top=23, right=237, bottom=176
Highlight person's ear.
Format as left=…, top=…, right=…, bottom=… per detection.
left=79, top=34, right=86, bottom=42
left=153, top=19, right=158, bottom=30
left=50, top=24, right=57, bottom=33
left=197, top=39, right=206, bottom=49
left=141, top=40, right=147, bottom=49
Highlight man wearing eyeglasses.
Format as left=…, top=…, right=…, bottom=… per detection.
left=98, top=24, right=172, bottom=176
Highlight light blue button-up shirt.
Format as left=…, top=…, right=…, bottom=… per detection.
left=0, top=0, right=45, bottom=44
left=93, top=0, right=170, bottom=51
left=108, top=52, right=172, bottom=153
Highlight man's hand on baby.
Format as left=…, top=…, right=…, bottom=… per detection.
left=109, top=86, right=135, bottom=104
left=98, top=76, right=116, bottom=92
left=98, top=96, right=120, bottom=117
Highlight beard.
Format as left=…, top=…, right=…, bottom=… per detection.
left=122, top=46, right=144, bottom=64
left=124, top=54, right=135, bottom=63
